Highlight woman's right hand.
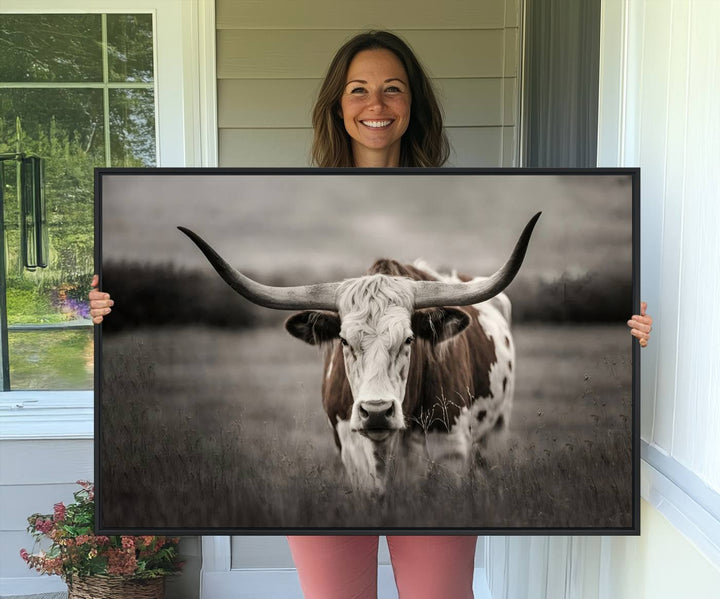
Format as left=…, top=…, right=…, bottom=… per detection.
left=627, top=301, right=653, bottom=348
left=88, top=274, right=114, bottom=324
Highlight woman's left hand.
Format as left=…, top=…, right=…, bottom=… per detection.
left=89, top=274, right=114, bottom=324
left=627, top=301, right=653, bottom=348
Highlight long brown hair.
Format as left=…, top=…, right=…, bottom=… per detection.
left=311, top=31, right=449, bottom=168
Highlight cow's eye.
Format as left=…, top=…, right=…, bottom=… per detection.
left=339, top=337, right=348, bottom=346
left=405, top=336, right=415, bottom=345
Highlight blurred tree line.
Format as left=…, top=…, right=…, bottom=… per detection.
left=102, top=261, right=631, bottom=332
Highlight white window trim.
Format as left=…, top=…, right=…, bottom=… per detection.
left=0, top=0, right=217, bottom=440
left=0, top=391, right=93, bottom=439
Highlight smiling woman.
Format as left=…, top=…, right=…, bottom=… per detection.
left=310, top=30, right=449, bottom=168
left=340, top=49, right=412, bottom=167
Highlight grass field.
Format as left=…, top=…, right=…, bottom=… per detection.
left=100, top=323, right=633, bottom=531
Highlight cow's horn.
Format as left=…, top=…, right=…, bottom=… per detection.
left=412, top=212, right=541, bottom=309
left=178, top=227, right=339, bottom=310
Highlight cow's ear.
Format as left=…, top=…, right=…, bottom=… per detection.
left=412, top=307, right=470, bottom=344
left=285, top=311, right=341, bottom=345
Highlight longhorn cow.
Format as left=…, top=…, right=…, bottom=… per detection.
left=179, top=212, right=540, bottom=492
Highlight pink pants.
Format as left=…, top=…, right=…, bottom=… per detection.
left=287, top=536, right=477, bottom=599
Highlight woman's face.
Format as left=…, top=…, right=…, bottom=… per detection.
left=340, top=49, right=411, bottom=165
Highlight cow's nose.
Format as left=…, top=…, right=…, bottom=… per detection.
left=358, top=400, right=394, bottom=429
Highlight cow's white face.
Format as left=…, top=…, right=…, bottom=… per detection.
left=339, top=305, right=414, bottom=435
left=286, top=274, right=472, bottom=436
left=336, top=275, right=415, bottom=436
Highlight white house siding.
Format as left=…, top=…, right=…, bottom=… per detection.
left=0, top=440, right=92, bottom=595
left=597, top=0, right=720, bottom=485
left=619, top=0, right=720, bottom=490
left=216, top=0, right=522, bottom=167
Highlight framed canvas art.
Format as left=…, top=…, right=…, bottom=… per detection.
left=96, top=168, right=639, bottom=535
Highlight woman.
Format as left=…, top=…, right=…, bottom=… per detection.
left=90, top=31, right=652, bottom=599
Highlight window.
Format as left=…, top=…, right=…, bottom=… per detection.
left=0, top=1, right=215, bottom=440
left=0, top=13, right=156, bottom=390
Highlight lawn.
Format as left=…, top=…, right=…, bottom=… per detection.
left=100, top=323, right=633, bottom=531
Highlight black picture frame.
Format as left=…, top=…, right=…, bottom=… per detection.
left=95, top=167, right=640, bottom=536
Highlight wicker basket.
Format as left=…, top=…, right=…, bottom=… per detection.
left=67, top=575, right=164, bottom=599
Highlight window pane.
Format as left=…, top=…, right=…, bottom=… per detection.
left=0, top=89, right=106, bottom=164
left=0, top=14, right=102, bottom=82
left=0, top=13, right=157, bottom=391
left=8, top=329, right=93, bottom=390
left=2, top=90, right=99, bottom=392
left=1, top=88, right=103, bottom=282
left=110, top=89, right=156, bottom=166
left=1, top=86, right=97, bottom=390
left=107, top=14, right=154, bottom=83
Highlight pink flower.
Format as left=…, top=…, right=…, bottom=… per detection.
left=107, top=548, right=137, bottom=576
left=43, top=556, right=63, bottom=575
left=34, top=518, right=53, bottom=534
left=53, top=502, right=66, bottom=522
left=20, top=548, right=29, bottom=562
left=121, top=537, right=135, bottom=549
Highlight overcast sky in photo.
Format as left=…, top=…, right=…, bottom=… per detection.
left=101, top=172, right=633, bottom=283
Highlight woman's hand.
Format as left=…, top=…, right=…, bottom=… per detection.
left=88, top=274, right=114, bottom=324
left=627, top=301, right=653, bottom=348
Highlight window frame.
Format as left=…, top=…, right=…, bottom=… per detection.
left=0, top=0, right=217, bottom=440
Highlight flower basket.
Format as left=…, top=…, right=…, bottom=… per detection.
left=67, top=575, right=164, bottom=599
left=20, top=481, right=182, bottom=596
